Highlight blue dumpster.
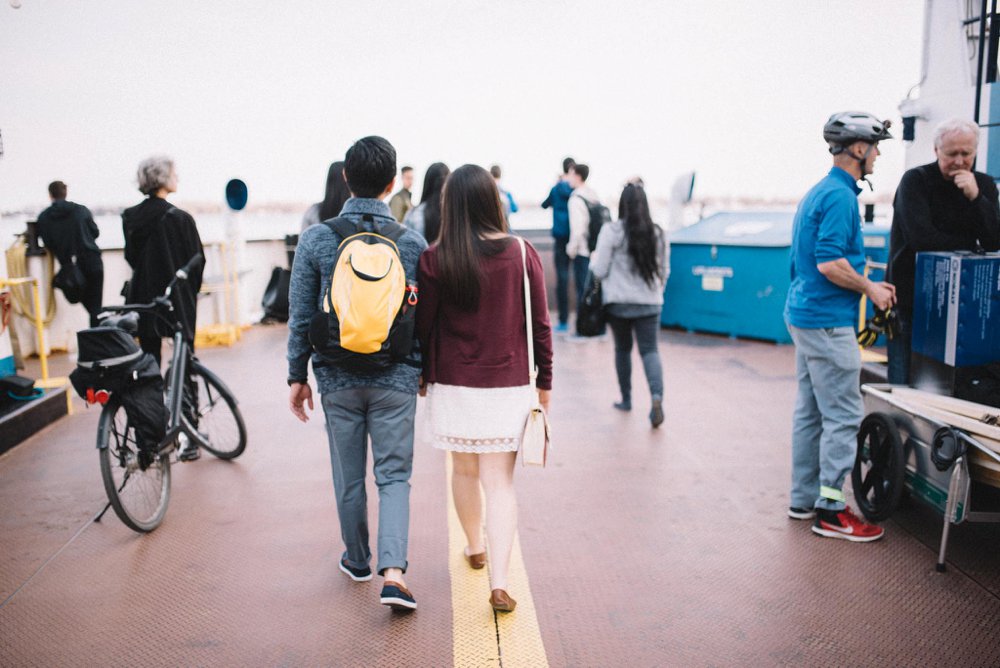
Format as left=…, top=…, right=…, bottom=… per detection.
left=662, top=211, right=795, bottom=343
left=661, top=212, right=890, bottom=344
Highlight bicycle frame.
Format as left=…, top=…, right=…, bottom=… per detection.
left=162, top=331, right=210, bottom=454
left=94, top=256, right=207, bottom=457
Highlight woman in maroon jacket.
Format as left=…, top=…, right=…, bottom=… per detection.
left=417, top=164, right=553, bottom=613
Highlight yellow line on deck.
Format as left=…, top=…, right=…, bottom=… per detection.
left=446, top=455, right=549, bottom=668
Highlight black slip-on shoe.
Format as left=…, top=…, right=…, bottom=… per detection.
left=381, top=582, right=417, bottom=611
left=339, top=559, right=373, bottom=582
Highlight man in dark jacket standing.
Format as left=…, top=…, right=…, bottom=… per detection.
left=122, top=156, right=204, bottom=366
left=541, top=157, right=575, bottom=333
left=887, top=118, right=1000, bottom=384
left=37, top=181, right=104, bottom=327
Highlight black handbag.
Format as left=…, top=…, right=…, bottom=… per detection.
left=53, top=256, right=86, bottom=304
left=576, top=271, right=606, bottom=337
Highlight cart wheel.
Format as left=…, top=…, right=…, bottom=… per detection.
left=852, top=412, right=905, bottom=522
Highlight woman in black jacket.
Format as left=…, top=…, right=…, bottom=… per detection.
left=122, top=155, right=204, bottom=364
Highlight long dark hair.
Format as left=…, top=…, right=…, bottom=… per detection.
left=319, top=161, right=350, bottom=220
left=419, top=162, right=450, bottom=242
left=436, top=164, right=509, bottom=311
left=619, top=183, right=662, bottom=286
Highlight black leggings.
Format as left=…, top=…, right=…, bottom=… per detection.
left=606, top=314, right=664, bottom=403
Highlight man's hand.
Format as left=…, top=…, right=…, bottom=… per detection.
left=289, top=382, right=314, bottom=423
left=953, top=170, right=980, bottom=201
left=865, top=280, right=896, bottom=312
left=538, top=389, right=551, bottom=413
left=418, top=376, right=427, bottom=398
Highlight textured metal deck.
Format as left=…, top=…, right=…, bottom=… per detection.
left=2, top=325, right=999, bottom=667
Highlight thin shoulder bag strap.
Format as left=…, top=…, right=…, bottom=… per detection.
left=516, top=236, right=540, bottom=404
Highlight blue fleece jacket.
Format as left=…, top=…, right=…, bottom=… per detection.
left=784, top=167, right=865, bottom=329
left=286, top=197, right=428, bottom=395
left=541, top=181, right=573, bottom=239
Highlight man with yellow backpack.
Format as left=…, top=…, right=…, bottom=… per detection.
left=287, top=136, right=428, bottom=611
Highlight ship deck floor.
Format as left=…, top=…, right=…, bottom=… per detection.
left=2, top=324, right=999, bottom=667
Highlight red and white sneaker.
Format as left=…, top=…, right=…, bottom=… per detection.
left=812, top=507, right=884, bottom=543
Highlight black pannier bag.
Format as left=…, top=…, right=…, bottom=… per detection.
left=69, top=326, right=168, bottom=451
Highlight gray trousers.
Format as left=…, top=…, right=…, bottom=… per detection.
left=321, top=387, right=416, bottom=575
left=788, top=325, right=863, bottom=512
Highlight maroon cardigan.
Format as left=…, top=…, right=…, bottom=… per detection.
left=416, top=238, right=553, bottom=391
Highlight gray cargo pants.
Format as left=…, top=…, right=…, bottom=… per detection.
left=321, top=387, right=416, bottom=575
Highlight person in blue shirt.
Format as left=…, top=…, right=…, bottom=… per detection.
left=541, top=157, right=575, bottom=332
left=784, top=111, right=896, bottom=543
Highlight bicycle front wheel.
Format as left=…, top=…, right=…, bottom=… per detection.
left=98, top=400, right=171, bottom=533
left=189, top=361, right=247, bottom=460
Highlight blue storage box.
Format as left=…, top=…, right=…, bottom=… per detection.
left=911, top=251, right=1000, bottom=367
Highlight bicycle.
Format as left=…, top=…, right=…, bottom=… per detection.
left=91, top=255, right=247, bottom=532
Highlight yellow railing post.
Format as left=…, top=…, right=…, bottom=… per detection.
left=30, top=279, right=48, bottom=381
left=0, top=277, right=48, bottom=381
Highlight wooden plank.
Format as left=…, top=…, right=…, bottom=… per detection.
left=892, top=387, right=1000, bottom=424
left=892, top=387, right=999, bottom=421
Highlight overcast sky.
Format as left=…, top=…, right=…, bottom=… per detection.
left=1, top=1, right=924, bottom=212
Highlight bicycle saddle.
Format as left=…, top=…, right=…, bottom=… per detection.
left=101, top=311, right=140, bottom=334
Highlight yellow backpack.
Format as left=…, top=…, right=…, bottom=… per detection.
left=308, top=216, right=419, bottom=370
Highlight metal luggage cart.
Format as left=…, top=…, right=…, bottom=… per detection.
left=853, top=384, right=1000, bottom=572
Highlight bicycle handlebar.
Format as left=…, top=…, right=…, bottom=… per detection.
left=176, top=254, right=204, bottom=282
left=97, top=254, right=203, bottom=326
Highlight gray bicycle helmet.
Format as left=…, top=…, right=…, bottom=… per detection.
left=824, top=111, right=893, bottom=154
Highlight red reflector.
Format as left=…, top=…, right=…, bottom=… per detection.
left=85, top=388, right=96, bottom=404
left=95, top=390, right=110, bottom=405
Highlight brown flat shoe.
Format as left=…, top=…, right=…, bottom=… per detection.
left=465, top=550, right=487, bottom=570
left=490, top=589, right=516, bottom=613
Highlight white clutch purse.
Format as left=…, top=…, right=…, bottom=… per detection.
left=516, top=236, right=551, bottom=468
left=521, top=405, right=550, bottom=467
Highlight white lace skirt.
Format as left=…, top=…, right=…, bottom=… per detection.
left=427, top=383, right=533, bottom=453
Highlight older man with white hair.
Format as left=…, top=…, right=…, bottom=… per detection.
left=887, top=118, right=1000, bottom=384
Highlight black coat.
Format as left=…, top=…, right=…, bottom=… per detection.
left=122, top=197, right=204, bottom=341
left=888, top=162, right=1000, bottom=320
left=37, top=200, right=103, bottom=272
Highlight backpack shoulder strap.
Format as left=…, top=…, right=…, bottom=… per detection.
left=322, top=216, right=358, bottom=240
left=375, top=218, right=407, bottom=243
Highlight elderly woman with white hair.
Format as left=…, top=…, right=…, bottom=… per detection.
left=886, top=117, right=1000, bottom=384
left=122, top=155, right=204, bottom=365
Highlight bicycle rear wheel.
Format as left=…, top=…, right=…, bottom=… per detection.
left=98, top=400, right=171, bottom=532
left=189, top=360, right=247, bottom=459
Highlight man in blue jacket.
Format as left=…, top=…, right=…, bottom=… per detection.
left=541, top=157, right=575, bottom=333
left=784, top=112, right=896, bottom=542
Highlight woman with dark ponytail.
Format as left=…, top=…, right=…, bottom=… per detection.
left=589, top=181, right=669, bottom=427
